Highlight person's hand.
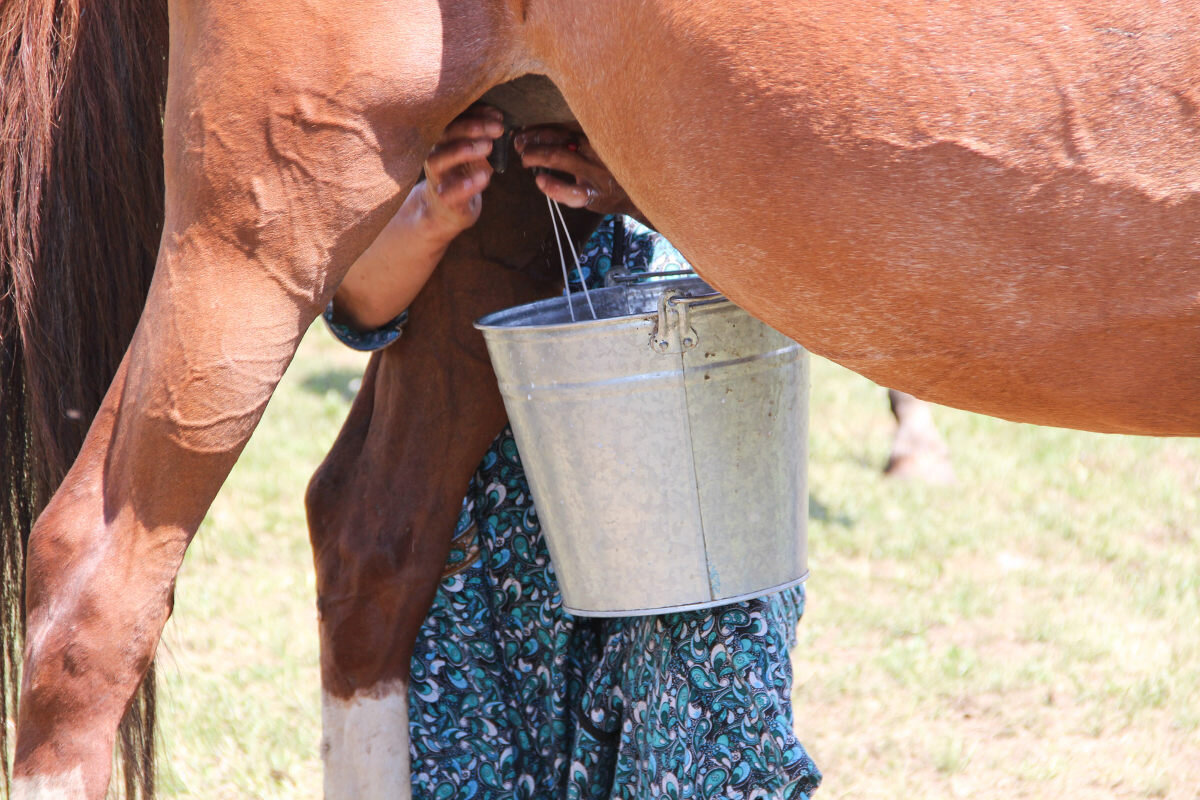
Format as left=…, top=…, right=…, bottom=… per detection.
left=514, top=126, right=640, bottom=218
left=415, top=104, right=505, bottom=239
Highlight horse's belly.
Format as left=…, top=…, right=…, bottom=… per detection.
left=652, top=128, right=1200, bottom=435
left=532, top=0, right=1200, bottom=434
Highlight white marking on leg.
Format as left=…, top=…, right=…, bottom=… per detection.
left=11, top=768, right=87, bottom=800
left=321, top=681, right=411, bottom=800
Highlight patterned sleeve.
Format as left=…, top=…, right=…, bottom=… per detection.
left=621, top=217, right=693, bottom=276
left=322, top=302, right=409, bottom=352
left=571, top=215, right=695, bottom=290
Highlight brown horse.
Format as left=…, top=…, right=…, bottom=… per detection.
left=4, top=0, right=1200, bottom=796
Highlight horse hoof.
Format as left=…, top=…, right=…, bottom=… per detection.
left=883, top=452, right=957, bottom=485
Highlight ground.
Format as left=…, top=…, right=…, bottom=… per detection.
left=157, top=321, right=1200, bottom=799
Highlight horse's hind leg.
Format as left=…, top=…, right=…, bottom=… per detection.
left=883, top=389, right=956, bottom=485
left=306, top=162, right=572, bottom=800
left=12, top=3, right=508, bottom=795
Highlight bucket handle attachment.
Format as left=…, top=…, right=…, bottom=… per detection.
left=651, top=289, right=725, bottom=353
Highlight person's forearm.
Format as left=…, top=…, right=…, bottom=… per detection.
left=332, top=190, right=457, bottom=330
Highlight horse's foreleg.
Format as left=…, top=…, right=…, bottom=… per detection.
left=306, top=264, right=522, bottom=800
left=12, top=4, right=467, bottom=795
left=306, top=164, right=563, bottom=800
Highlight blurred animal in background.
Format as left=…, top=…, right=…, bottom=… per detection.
left=885, top=390, right=956, bottom=485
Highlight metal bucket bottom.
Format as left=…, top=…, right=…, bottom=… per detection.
left=562, top=573, right=809, bottom=618
left=476, top=278, right=810, bottom=617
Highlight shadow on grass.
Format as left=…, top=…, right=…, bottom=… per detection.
left=810, top=496, right=854, bottom=527
left=300, top=368, right=363, bottom=403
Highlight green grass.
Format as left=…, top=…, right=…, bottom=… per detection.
left=157, top=323, right=1200, bottom=799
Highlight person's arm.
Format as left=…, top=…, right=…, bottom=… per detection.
left=331, top=105, right=505, bottom=331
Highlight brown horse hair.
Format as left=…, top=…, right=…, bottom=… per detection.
left=0, top=0, right=167, bottom=795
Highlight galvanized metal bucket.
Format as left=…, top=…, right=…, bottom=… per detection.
left=474, top=276, right=809, bottom=617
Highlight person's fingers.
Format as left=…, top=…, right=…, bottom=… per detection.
left=514, top=126, right=633, bottom=213
left=514, top=126, right=579, bottom=153
left=534, top=172, right=594, bottom=209
left=426, top=137, right=494, bottom=184
left=518, top=144, right=595, bottom=178
left=432, top=106, right=504, bottom=180
left=441, top=113, right=505, bottom=144
left=464, top=102, right=504, bottom=122
left=435, top=162, right=493, bottom=207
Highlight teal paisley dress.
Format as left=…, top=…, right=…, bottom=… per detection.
left=326, top=216, right=821, bottom=800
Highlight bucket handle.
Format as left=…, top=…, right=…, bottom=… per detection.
left=611, top=269, right=699, bottom=284
left=651, top=289, right=726, bottom=353
left=612, top=270, right=726, bottom=309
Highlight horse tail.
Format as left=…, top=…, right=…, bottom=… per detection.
left=0, top=0, right=168, bottom=795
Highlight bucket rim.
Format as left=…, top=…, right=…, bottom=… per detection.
left=473, top=276, right=726, bottom=334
